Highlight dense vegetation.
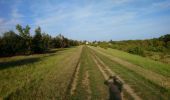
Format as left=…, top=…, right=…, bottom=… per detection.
left=0, top=24, right=80, bottom=56
left=91, top=34, right=170, bottom=63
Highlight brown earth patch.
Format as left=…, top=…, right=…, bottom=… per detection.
left=70, top=62, right=81, bottom=95
left=82, top=71, right=91, bottom=100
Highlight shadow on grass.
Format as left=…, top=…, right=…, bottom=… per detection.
left=0, top=57, right=41, bottom=70
left=0, top=48, right=71, bottom=70
left=45, top=48, right=68, bottom=54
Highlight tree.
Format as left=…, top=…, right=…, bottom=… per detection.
left=32, top=27, right=44, bottom=53
left=0, top=31, right=22, bottom=56
left=16, top=24, right=31, bottom=54
left=16, top=24, right=24, bottom=36
left=42, top=33, right=51, bottom=50
left=0, top=36, right=3, bottom=56
left=0, top=25, right=80, bottom=56
left=160, top=34, right=170, bottom=47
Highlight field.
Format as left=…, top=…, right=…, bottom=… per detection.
left=0, top=45, right=170, bottom=100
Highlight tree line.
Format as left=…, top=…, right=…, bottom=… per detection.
left=91, top=34, right=170, bottom=57
left=0, top=24, right=80, bottom=56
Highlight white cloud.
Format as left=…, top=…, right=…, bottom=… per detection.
left=11, top=8, right=23, bottom=19
left=1, top=0, right=170, bottom=40
left=33, top=0, right=137, bottom=37
left=0, top=3, right=23, bottom=34
left=152, top=0, right=170, bottom=8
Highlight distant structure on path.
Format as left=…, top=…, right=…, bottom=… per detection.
left=86, top=41, right=89, bottom=45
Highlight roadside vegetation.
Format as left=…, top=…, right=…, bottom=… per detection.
left=91, top=34, right=170, bottom=64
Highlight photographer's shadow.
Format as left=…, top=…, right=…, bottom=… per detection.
left=104, top=76, right=123, bottom=100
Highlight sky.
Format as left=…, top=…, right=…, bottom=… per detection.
left=0, top=0, right=170, bottom=41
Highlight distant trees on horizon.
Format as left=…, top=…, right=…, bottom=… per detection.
left=91, top=34, right=170, bottom=57
left=0, top=24, right=80, bottom=57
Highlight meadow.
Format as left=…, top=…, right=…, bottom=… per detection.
left=0, top=45, right=169, bottom=100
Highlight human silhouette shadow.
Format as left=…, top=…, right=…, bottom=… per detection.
left=104, top=76, right=123, bottom=100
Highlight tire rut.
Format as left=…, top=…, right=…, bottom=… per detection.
left=65, top=46, right=83, bottom=98
left=90, top=49, right=142, bottom=100
left=70, top=62, right=81, bottom=95
left=82, top=71, right=91, bottom=100
left=90, top=46, right=170, bottom=89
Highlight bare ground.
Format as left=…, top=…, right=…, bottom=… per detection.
left=70, top=62, right=81, bottom=95
left=82, top=71, right=91, bottom=100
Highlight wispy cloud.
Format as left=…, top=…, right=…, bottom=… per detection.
left=33, top=0, right=136, bottom=36
left=0, top=0, right=23, bottom=33
left=152, top=0, right=170, bottom=8
left=0, top=0, right=170, bottom=40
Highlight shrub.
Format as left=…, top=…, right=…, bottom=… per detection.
left=128, top=47, right=145, bottom=56
left=147, top=46, right=165, bottom=52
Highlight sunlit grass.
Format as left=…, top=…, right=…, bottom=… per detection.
left=95, top=47, right=170, bottom=77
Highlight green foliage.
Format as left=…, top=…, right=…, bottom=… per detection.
left=167, top=41, right=170, bottom=49
left=32, top=27, right=44, bottom=53
left=42, top=33, right=51, bottom=50
left=159, top=34, right=170, bottom=43
left=0, top=31, right=23, bottom=56
left=16, top=24, right=31, bottom=54
left=0, top=25, right=80, bottom=56
left=147, top=46, right=165, bottom=52
left=128, top=47, right=145, bottom=56
left=93, top=34, right=170, bottom=59
left=98, top=42, right=109, bottom=49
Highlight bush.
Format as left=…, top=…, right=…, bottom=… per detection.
left=167, top=41, right=170, bottom=49
left=147, top=46, right=165, bottom=52
left=128, top=47, right=145, bottom=56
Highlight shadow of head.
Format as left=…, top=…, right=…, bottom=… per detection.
left=104, top=76, right=123, bottom=100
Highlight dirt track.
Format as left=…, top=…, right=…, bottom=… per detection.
left=90, top=49, right=142, bottom=100
left=82, top=71, right=91, bottom=100
left=70, top=62, right=81, bottom=95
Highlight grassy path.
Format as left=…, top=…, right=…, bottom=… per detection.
left=1, top=45, right=169, bottom=99
left=71, top=46, right=108, bottom=100
left=90, top=46, right=170, bottom=89
left=0, top=46, right=82, bottom=99
left=90, top=48, right=140, bottom=100
left=89, top=46, right=170, bottom=100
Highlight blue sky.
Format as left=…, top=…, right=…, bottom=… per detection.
left=0, top=0, right=170, bottom=41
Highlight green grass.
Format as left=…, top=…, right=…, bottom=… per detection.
left=1, top=45, right=169, bottom=99
left=0, top=47, right=82, bottom=99
left=90, top=46, right=170, bottom=100
left=94, top=46, right=170, bottom=77
left=72, top=46, right=108, bottom=100
left=89, top=48, right=134, bottom=100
